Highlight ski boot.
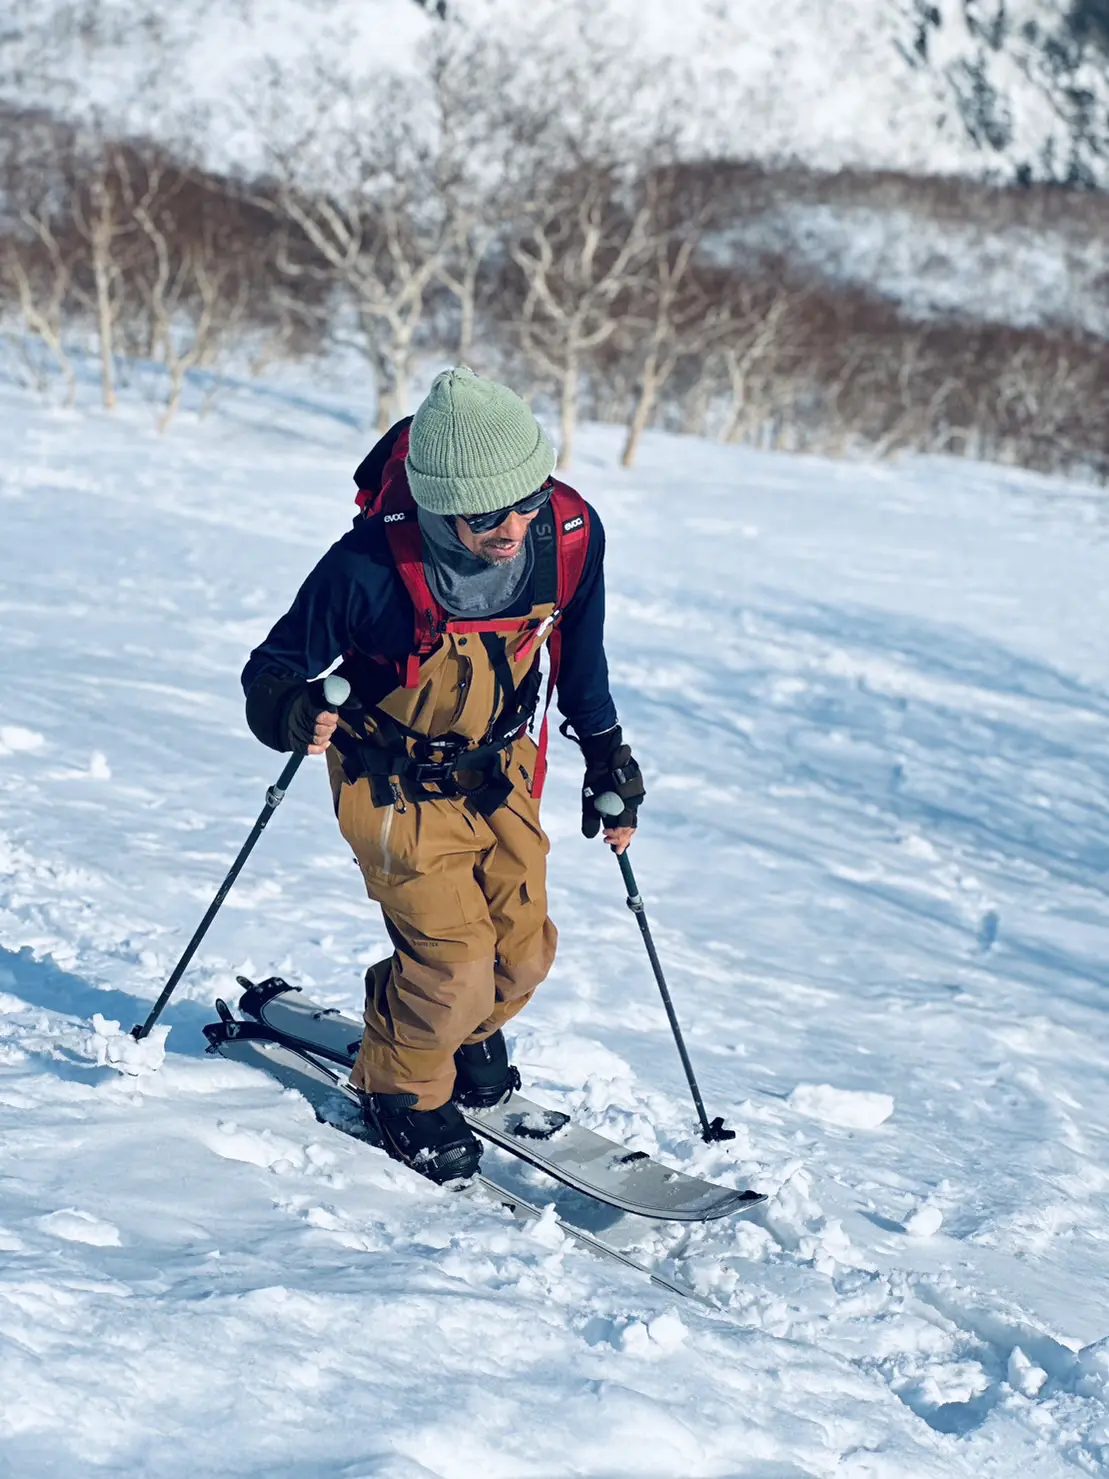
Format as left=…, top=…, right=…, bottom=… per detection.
left=453, top=1030, right=521, bottom=1109
left=362, top=1092, right=482, bottom=1184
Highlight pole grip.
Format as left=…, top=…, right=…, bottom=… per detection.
left=593, top=790, right=625, bottom=820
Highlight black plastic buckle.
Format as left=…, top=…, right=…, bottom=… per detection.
left=499, top=722, right=528, bottom=748
left=409, top=733, right=471, bottom=785
left=411, top=757, right=458, bottom=786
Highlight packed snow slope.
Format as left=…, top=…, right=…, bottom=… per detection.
left=2, top=365, right=1109, bottom=1476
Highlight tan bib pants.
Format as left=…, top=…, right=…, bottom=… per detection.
left=327, top=611, right=558, bottom=1110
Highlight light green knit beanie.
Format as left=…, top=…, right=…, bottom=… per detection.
left=406, top=366, right=556, bottom=515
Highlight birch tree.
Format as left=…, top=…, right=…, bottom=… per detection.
left=68, top=140, right=164, bottom=410
left=509, top=164, right=652, bottom=467
left=617, top=168, right=735, bottom=468
left=719, top=281, right=795, bottom=446
left=421, top=46, right=504, bottom=364
left=0, top=175, right=77, bottom=404
left=0, top=118, right=80, bottom=401
left=262, top=75, right=457, bottom=431
left=131, top=172, right=255, bottom=430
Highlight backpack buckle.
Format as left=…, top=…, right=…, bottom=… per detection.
left=408, top=734, right=468, bottom=787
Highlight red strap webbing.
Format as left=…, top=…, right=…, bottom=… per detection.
left=533, top=489, right=590, bottom=787
left=550, top=487, right=590, bottom=612
left=373, top=432, right=439, bottom=679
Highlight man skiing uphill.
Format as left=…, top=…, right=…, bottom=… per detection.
left=241, top=367, right=645, bottom=1185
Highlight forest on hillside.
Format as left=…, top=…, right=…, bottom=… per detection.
left=2, top=22, right=1106, bottom=479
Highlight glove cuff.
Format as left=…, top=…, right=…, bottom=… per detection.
left=245, top=672, right=304, bottom=753
left=578, top=725, right=623, bottom=765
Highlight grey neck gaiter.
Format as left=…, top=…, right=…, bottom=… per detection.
left=416, top=506, right=535, bottom=619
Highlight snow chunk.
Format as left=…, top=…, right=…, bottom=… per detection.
left=903, top=1204, right=944, bottom=1237
left=1007, top=1346, right=1047, bottom=1398
left=788, top=1082, right=894, bottom=1129
left=645, top=1310, right=687, bottom=1351
left=526, top=1201, right=567, bottom=1250
left=620, top=1310, right=688, bottom=1356
left=905, top=1359, right=990, bottom=1409
left=1074, top=1337, right=1109, bottom=1400
left=206, top=1121, right=306, bottom=1172
left=86, top=1013, right=168, bottom=1075
left=0, top=725, right=45, bottom=756
left=38, top=1209, right=122, bottom=1246
left=48, top=750, right=113, bottom=781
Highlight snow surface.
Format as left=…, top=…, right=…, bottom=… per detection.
left=2, top=364, right=1109, bottom=1474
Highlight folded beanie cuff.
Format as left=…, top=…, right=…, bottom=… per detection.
left=407, top=433, right=556, bottom=515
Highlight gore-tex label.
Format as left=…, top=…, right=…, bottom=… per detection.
left=562, top=515, right=584, bottom=532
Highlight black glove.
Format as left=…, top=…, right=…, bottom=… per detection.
left=285, top=680, right=336, bottom=753
left=577, top=726, right=645, bottom=838
left=245, top=673, right=334, bottom=754
left=245, top=672, right=302, bottom=753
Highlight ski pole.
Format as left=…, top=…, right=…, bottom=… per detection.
left=131, top=675, right=351, bottom=1041
left=594, top=791, right=735, bottom=1143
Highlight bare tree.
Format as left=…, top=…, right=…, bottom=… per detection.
left=420, top=45, right=505, bottom=364
left=247, top=270, right=329, bottom=378
left=719, top=281, right=794, bottom=446
left=987, top=330, right=1108, bottom=475
left=131, top=169, right=258, bottom=430
left=67, top=137, right=166, bottom=410
left=259, top=69, right=458, bottom=431
left=0, top=112, right=79, bottom=401
left=616, top=168, right=738, bottom=468
left=1, top=238, right=77, bottom=404
left=269, top=178, right=444, bottom=430
left=507, top=163, right=652, bottom=467
left=0, top=212, right=77, bottom=403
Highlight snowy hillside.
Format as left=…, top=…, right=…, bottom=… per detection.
left=3, top=0, right=1106, bottom=186
left=2, top=365, right=1109, bottom=1474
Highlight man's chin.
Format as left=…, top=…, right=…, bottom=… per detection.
left=477, top=544, right=523, bottom=566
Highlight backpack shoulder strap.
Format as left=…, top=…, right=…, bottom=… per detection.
left=360, top=425, right=443, bottom=682
left=527, top=487, right=590, bottom=800
left=550, top=483, right=591, bottom=610
left=353, top=417, right=413, bottom=513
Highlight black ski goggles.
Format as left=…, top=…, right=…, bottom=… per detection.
left=457, top=479, right=554, bottom=534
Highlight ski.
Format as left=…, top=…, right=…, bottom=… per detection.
left=229, top=976, right=766, bottom=1224
left=202, top=1008, right=709, bottom=1305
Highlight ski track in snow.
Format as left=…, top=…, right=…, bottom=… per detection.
left=2, top=374, right=1109, bottom=1475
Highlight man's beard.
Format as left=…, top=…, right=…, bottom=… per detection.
left=474, top=541, right=525, bottom=567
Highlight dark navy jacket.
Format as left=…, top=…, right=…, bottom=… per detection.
left=241, top=468, right=618, bottom=748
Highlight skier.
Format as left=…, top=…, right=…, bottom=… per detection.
left=241, top=367, right=644, bottom=1183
